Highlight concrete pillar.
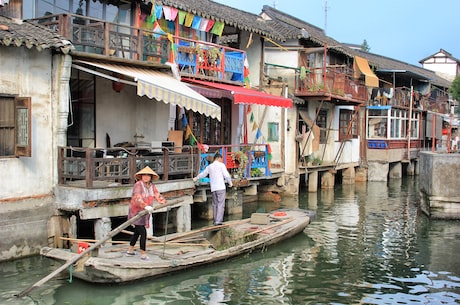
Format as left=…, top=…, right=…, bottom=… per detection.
left=367, top=161, right=389, bottom=182
left=321, top=171, right=335, bottom=189
left=226, top=191, right=243, bottom=216
left=94, top=217, right=112, bottom=242
left=244, top=184, right=257, bottom=196
left=308, top=171, right=318, bottom=193
left=389, top=162, right=402, bottom=179
left=175, top=204, right=191, bottom=233
left=355, top=167, right=367, bottom=182
left=406, top=161, right=415, bottom=176
left=342, top=167, right=356, bottom=185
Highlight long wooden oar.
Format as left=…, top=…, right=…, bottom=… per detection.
left=16, top=198, right=183, bottom=298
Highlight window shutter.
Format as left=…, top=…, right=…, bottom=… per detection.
left=14, top=97, right=31, bottom=157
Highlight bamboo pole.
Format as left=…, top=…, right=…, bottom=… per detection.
left=16, top=198, right=183, bottom=298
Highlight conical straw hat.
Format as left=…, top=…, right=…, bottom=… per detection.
left=135, top=166, right=159, bottom=180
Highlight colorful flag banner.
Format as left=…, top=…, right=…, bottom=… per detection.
left=252, top=122, right=258, bottom=131
left=205, top=20, right=215, bottom=32
left=210, top=21, right=225, bottom=36
left=244, top=55, right=250, bottom=88
left=155, top=4, right=163, bottom=20
left=191, top=16, right=202, bottom=30
left=199, top=19, right=209, bottom=31
left=250, top=112, right=254, bottom=123
left=255, top=128, right=262, bottom=140
left=185, top=13, right=194, bottom=27
left=178, top=11, right=186, bottom=25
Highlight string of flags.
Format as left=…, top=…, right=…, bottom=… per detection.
left=139, top=3, right=225, bottom=36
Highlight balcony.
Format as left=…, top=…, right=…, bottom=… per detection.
left=371, top=86, right=450, bottom=113
left=294, top=66, right=367, bottom=103
left=58, top=144, right=271, bottom=189
left=28, top=13, right=245, bottom=84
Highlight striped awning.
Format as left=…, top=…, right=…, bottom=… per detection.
left=72, top=61, right=221, bottom=121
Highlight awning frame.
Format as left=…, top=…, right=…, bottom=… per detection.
left=72, top=60, right=221, bottom=121
left=184, top=78, right=293, bottom=109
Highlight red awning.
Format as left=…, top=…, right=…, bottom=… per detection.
left=184, top=79, right=293, bottom=108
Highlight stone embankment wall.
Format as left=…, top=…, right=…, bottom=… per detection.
left=419, top=152, right=460, bottom=219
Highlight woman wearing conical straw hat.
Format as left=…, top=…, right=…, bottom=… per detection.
left=126, top=166, right=166, bottom=260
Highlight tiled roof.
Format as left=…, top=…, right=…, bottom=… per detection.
left=354, top=49, right=452, bottom=88
left=261, top=5, right=353, bottom=57
left=158, top=0, right=285, bottom=41
left=261, top=6, right=451, bottom=88
left=0, top=15, right=73, bottom=53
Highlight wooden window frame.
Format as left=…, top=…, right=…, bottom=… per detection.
left=0, top=95, right=32, bottom=157
left=339, top=109, right=358, bottom=141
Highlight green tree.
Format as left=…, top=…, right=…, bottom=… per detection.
left=449, top=75, right=460, bottom=101
left=360, top=39, right=370, bottom=52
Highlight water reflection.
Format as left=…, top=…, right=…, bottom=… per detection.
left=1, top=178, right=459, bottom=304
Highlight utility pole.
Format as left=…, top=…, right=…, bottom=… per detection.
left=273, top=0, right=277, bottom=9
left=324, top=0, right=328, bottom=34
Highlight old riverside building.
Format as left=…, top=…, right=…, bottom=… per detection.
left=0, top=0, right=455, bottom=261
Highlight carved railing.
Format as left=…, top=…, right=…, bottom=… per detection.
left=57, top=143, right=271, bottom=188
left=58, top=146, right=198, bottom=188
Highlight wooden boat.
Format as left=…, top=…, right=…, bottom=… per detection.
left=40, top=209, right=313, bottom=284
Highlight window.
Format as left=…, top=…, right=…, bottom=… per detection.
left=367, top=107, right=389, bottom=139
left=0, top=96, right=32, bottom=157
left=267, top=122, right=279, bottom=142
left=339, top=109, right=358, bottom=141
left=316, top=109, right=328, bottom=144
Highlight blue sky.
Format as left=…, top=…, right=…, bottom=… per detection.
left=215, top=0, right=460, bottom=67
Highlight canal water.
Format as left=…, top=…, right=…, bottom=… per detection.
left=1, top=178, right=459, bottom=304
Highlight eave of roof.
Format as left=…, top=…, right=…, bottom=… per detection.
left=0, top=15, right=73, bottom=53
left=158, top=0, right=285, bottom=41
left=260, top=5, right=354, bottom=57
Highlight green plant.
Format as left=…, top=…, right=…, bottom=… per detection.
left=231, top=150, right=248, bottom=179
left=251, top=168, right=262, bottom=177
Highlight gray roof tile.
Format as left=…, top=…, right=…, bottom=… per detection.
left=0, top=15, right=73, bottom=53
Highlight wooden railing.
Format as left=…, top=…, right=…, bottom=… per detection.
left=294, top=66, right=367, bottom=102
left=57, top=146, right=199, bottom=188
left=57, top=144, right=271, bottom=188
left=28, top=13, right=245, bottom=84
left=371, top=86, right=450, bottom=113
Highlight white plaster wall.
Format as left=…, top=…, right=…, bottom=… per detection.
left=265, top=48, right=298, bottom=91
left=95, top=76, right=172, bottom=148
left=242, top=32, right=262, bottom=88
left=0, top=47, right=57, bottom=199
left=422, top=56, right=458, bottom=79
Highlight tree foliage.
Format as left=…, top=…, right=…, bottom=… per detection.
left=449, top=75, right=460, bottom=101
left=360, top=39, right=370, bottom=52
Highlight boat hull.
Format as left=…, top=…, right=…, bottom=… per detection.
left=41, top=209, right=313, bottom=283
